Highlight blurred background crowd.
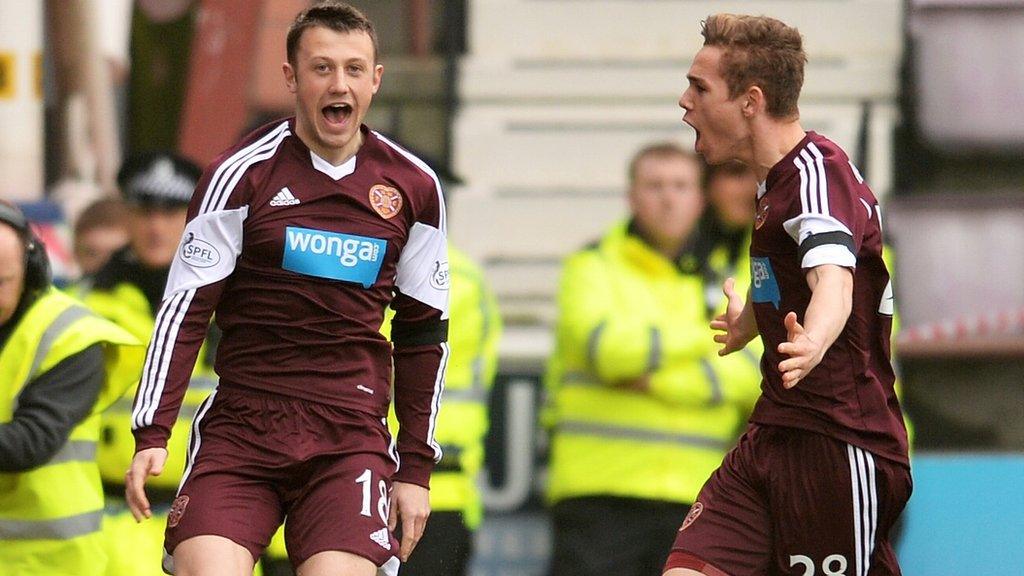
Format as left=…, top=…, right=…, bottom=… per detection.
left=0, top=1, right=1021, bottom=575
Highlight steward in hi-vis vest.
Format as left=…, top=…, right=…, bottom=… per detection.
left=0, top=202, right=141, bottom=576
left=544, top=145, right=761, bottom=576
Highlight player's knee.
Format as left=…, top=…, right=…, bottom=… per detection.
left=663, top=570, right=712, bottom=576
left=172, top=535, right=255, bottom=576
left=296, top=550, right=376, bottom=576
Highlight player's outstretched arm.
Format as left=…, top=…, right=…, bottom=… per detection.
left=710, top=277, right=759, bottom=355
left=388, top=481, right=430, bottom=562
left=777, top=264, right=853, bottom=387
left=125, top=447, right=167, bottom=522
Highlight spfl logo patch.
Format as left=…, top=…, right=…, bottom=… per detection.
left=282, top=227, right=387, bottom=288
left=751, top=256, right=781, bottom=309
left=179, top=233, right=220, bottom=268
left=167, top=495, right=189, bottom=528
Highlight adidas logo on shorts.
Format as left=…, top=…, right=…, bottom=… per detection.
left=370, top=527, right=392, bottom=550
left=270, top=187, right=301, bottom=207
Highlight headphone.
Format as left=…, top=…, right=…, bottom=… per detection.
left=0, top=203, right=51, bottom=297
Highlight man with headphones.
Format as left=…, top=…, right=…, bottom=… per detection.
left=0, top=200, right=141, bottom=575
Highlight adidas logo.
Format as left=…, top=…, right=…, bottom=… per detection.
left=369, top=527, right=391, bottom=550
left=270, top=187, right=300, bottom=207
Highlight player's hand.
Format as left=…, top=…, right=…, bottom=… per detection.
left=777, top=311, right=825, bottom=388
left=125, top=447, right=167, bottom=522
left=388, top=481, right=430, bottom=562
left=710, top=277, right=757, bottom=355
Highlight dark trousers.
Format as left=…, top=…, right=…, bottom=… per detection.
left=548, top=496, right=691, bottom=576
left=400, top=511, right=473, bottom=576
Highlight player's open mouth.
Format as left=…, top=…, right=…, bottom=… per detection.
left=322, top=103, right=353, bottom=128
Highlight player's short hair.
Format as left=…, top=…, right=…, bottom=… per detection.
left=701, top=14, right=806, bottom=119
left=74, top=198, right=129, bottom=239
left=287, top=1, right=379, bottom=66
left=628, top=142, right=702, bottom=187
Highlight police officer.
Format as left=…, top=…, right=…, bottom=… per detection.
left=77, top=151, right=219, bottom=576
left=0, top=201, right=140, bottom=576
left=544, top=143, right=761, bottom=576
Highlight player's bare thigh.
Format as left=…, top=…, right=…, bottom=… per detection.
left=172, top=535, right=256, bottom=576
left=664, top=569, right=709, bottom=576
left=296, top=550, right=376, bottom=576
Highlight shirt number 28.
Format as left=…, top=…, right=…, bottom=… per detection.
left=789, top=554, right=848, bottom=576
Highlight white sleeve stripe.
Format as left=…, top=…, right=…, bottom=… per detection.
left=142, top=288, right=197, bottom=427
left=373, top=131, right=447, bottom=234
left=199, top=122, right=290, bottom=215
left=795, top=154, right=809, bottom=214
left=383, top=417, right=400, bottom=469
left=426, top=342, right=450, bottom=462
left=133, top=289, right=187, bottom=429
left=794, top=142, right=832, bottom=217
left=132, top=288, right=197, bottom=428
left=808, top=142, right=830, bottom=215
left=207, top=126, right=290, bottom=214
left=798, top=149, right=820, bottom=213
left=213, top=140, right=288, bottom=214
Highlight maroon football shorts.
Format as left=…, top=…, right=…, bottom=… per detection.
left=665, top=424, right=911, bottom=576
left=164, top=386, right=401, bottom=573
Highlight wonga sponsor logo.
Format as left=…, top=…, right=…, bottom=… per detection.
left=751, top=256, right=781, bottom=309
left=282, top=226, right=387, bottom=288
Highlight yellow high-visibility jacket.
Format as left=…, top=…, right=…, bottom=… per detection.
left=0, top=289, right=140, bottom=576
left=385, top=247, right=501, bottom=528
left=81, top=281, right=217, bottom=490
left=545, top=222, right=760, bottom=505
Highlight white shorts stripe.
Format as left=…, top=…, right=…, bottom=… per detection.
left=848, top=445, right=880, bottom=576
left=177, top=389, right=218, bottom=494
left=866, top=449, right=879, bottom=566
left=857, top=449, right=872, bottom=576
left=847, top=444, right=864, bottom=576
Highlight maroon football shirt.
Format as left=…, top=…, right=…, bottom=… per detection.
left=131, top=119, right=450, bottom=486
left=747, top=132, right=908, bottom=466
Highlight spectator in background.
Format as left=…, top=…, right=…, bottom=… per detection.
left=543, top=143, right=761, bottom=576
left=72, top=198, right=130, bottom=278
left=0, top=201, right=140, bottom=576
left=77, top=151, right=219, bottom=576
